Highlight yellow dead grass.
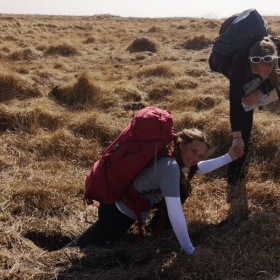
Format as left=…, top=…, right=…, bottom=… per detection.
left=0, top=14, right=280, bottom=279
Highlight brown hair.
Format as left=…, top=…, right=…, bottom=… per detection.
left=173, top=128, right=211, bottom=181
left=176, top=128, right=210, bottom=149
left=250, top=36, right=280, bottom=90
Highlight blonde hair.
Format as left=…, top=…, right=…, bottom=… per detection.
left=176, top=128, right=211, bottom=149
left=250, top=36, right=280, bottom=90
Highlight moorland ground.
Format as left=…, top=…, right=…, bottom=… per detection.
left=1, top=13, right=280, bottom=280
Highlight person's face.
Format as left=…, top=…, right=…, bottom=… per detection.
left=250, top=63, right=273, bottom=78
left=179, top=140, right=208, bottom=168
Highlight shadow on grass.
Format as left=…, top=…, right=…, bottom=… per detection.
left=23, top=231, right=72, bottom=252
left=22, top=177, right=280, bottom=280
left=53, top=211, right=280, bottom=279
left=23, top=209, right=280, bottom=280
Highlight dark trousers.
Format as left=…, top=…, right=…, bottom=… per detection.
left=77, top=203, right=135, bottom=248
left=225, top=109, right=253, bottom=223
left=227, top=110, right=253, bottom=184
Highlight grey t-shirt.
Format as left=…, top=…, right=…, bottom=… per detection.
left=115, top=156, right=180, bottom=221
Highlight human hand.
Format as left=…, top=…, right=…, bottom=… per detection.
left=229, top=141, right=244, bottom=160
left=242, top=89, right=263, bottom=106
left=231, top=137, right=245, bottom=158
left=191, top=245, right=213, bottom=257
left=228, top=145, right=238, bottom=160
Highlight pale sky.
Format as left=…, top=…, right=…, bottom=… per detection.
left=0, top=0, right=279, bottom=19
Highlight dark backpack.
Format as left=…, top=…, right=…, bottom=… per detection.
left=84, top=106, right=175, bottom=205
left=209, top=9, right=268, bottom=77
left=270, top=35, right=280, bottom=61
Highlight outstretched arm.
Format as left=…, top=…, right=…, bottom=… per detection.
left=165, top=196, right=195, bottom=255
left=197, top=144, right=239, bottom=175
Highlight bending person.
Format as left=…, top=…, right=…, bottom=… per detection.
left=64, top=128, right=238, bottom=256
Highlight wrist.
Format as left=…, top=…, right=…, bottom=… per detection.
left=226, top=153, right=234, bottom=161
left=188, top=246, right=195, bottom=256
left=232, top=131, right=242, bottom=138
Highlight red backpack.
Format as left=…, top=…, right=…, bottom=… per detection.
left=84, top=107, right=176, bottom=206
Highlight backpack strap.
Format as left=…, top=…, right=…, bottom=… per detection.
left=150, top=199, right=170, bottom=237
left=121, top=148, right=175, bottom=238
left=121, top=184, right=161, bottom=239
left=146, top=170, right=195, bottom=237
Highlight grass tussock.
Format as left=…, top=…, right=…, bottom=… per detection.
left=1, top=14, right=280, bottom=280
left=182, top=35, right=212, bottom=50
left=0, top=105, right=63, bottom=133
left=49, top=71, right=101, bottom=109
left=148, top=82, right=173, bottom=100
left=70, top=113, right=121, bottom=145
left=147, top=26, right=161, bottom=32
left=116, top=87, right=145, bottom=102
left=188, top=94, right=224, bottom=110
left=10, top=187, right=68, bottom=217
left=8, top=47, right=41, bottom=61
left=0, top=108, right=40, bottom=133
left=175, top=78, right=198, bottom=89
left=45, top=43, right=78, bottom=56
left=137, top=64, right=175, bottom=78
left=83, top=36, right=95, bottom=44
left=127, top=37, right=157, bottom=53
left=35, top=128, right=99, bottom=165
left=0, top=73, right=42, bottom=102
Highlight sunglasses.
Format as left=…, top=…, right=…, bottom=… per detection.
left=249, top=55, right=278, bottom=63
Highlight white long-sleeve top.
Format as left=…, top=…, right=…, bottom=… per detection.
left=182, top=153, right=233, bottom=175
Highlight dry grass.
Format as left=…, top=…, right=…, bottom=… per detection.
left=0, top=14, right=280, bottom=280
left=127, top=37, right=158, bottom=53
left=49, top=71, right=102, bottom=109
